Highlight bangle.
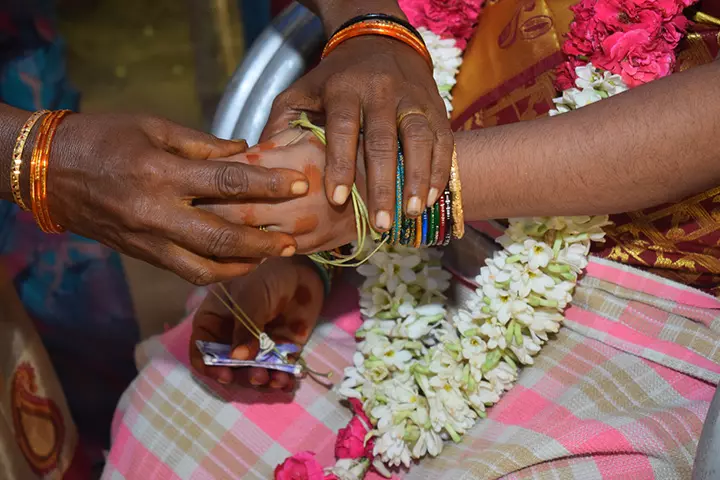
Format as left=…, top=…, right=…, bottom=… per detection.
left=330, top=13, right=426, bottom=45
left=30, top=110, right=71, bottom=233
left=449, top=146, right=465, bottom=239
left=11, top=110, right=49, bottom=211
left=322, top=19, right=433, bottom=71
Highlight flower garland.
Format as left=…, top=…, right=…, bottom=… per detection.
left=275, top=0, right=693, bottom=476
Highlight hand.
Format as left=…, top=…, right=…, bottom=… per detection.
left=189, top=256, right=325, bottom=391
left=199, top=128, right=361, bottom=254
left=47, top=113, right=310, bottom=285
left=262, top=36, right=454, bottom=232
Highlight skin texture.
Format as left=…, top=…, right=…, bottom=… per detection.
left=189, top=256, right=325, bottom=391
left=0, top=105, right=310, bottom=285
left=268, top=0, right=454, bottom=232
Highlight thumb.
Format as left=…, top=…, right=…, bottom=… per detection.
left=229, top=263, right=299, bottom=360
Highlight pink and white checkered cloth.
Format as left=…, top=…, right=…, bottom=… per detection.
left=103, top=253, right=720, bottom=480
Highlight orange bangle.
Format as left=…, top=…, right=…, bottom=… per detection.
left=322, top=20, right=433, bottom=71
left=30, top=110, right=71, bottom=233
left=30, top=112, right=55, bottom=232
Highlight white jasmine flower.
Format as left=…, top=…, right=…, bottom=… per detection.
left=461, top=336, right=487, bottom=360
left=374, top=423, right=412, bottom=468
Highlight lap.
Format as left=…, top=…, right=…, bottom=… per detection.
left=104, top=260, right=720, bottom=479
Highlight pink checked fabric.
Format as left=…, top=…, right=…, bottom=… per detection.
left=103, top=248, right=720, bottom=479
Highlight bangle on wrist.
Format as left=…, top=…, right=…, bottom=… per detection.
left=10, top=110, right=49, bottom=211
left=29, top=110, right=72, bottom=234
left=322, top=15, right=433, bottom=71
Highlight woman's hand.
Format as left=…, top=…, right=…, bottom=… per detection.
left=262, top=35, right=453, bottom=232
left=189, top=256, right=325, bottom=391
left=45, top=113, right=309, bottom=285
left=199, top=129, right=360, bottom=254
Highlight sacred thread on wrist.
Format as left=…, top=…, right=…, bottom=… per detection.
left=11, top=110, right=49, bottom=211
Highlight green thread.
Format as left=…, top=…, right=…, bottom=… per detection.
left=290, top=114, right=386, bottom=268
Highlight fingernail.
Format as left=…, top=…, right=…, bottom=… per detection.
left=291, top=180, right=309, bottom=195
left=332, top=185, right=350, bottom=205
left=231, top=345, right=250, bottom=360
left=232, top=139, right=248, bottom=148
left=427, top=188, right=440, bottom=207
left=217, top=376, right=230, bottom=385
left=250, top=375, right=263, bottom=386
left=281, top=245, right=296, bottom=257
left=270, top=379, right=283, bottom=389
left=407, top=196, right=423, bottom=217
left=375, top=211, right=391, bottom=231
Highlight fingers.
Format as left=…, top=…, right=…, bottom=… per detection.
left=324, top=90, right=361, bottom=206
left=397, top=104, right=433, bottom=217
left=190, top=307, right=235, bottom=382
left=149, top=118, right=249, bottom=160
left=427, top=109, right=455, bottom=208
left=165, top=208, right=297, bottom=261
left=154, top=244, right=263, bottom=285
left=363, top=103, right=398, bottom=232
left=180, top=159, right=309, bottom=200
left=227, top=262, right=300, bottom=357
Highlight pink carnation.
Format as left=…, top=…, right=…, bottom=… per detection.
left=337, top=399, right=375, bottom=459
left=594, top=28, right=674, bottom=86
left=274, top=452, right=326, bottom=480
left=399, top=0, right=483, bottom=48
left=335, top=416, right=369, bottom=459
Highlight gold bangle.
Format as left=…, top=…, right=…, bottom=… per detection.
left=11, top=110, right=49, bottom=211
left=322, top=20, right=433, bottom=71
left=449, top=146, right=464, bottom=239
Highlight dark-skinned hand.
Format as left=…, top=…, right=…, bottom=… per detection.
left=46, top=113, right=310, bottom=285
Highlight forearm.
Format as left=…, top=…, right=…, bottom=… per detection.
left=296, top=0, right=406, bottom=34
left=0, top=104, right=34, bottom=204
left=457, top=60, right=720, bottom=220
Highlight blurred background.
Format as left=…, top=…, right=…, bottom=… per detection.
left=56, top=0, right=290, bottom=338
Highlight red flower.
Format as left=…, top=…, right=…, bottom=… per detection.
left=399, top=0, right=483, bottom=48
left=274, top=452, right=326, bottom=480
left=554, top=58, right=585, bottom=90
left=336, top=400, right=375, bottom=460
left=594, top=29, right=674, bottom=86
left=335, top=416, right=369, bottom=459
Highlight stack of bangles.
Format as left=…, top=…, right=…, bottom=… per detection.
left=382, top=142, right=464, bottom=247
left=10, top=109, right=72, bottom=234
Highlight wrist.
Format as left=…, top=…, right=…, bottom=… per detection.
left=314, top=0, right=407, bottom=36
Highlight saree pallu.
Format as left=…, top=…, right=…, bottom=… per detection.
left=0, top=265, right=90, bottom=479
left=102, top=223, right=720, bottom=479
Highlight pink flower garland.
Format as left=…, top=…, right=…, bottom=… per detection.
left=556, top=0, right=697, bottom=89
left=399, top=0, right=483, bottom=48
